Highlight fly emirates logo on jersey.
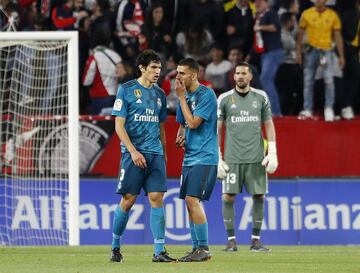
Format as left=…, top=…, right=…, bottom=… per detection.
left=134, top=108, right=159, bottom=122
left=231, top=110, right=259, bottom=123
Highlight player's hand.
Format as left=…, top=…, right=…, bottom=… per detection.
left=261, top=153, right=278, bottom=174
left=131, top=150, right=147, bottom=168
left=175, top=135, right=185, bottom=148
left=217, top=159, right=229, bottom=179
left=174, top=79, right=186, bottom=99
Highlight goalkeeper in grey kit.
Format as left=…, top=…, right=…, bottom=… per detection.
left=217, top=62, right=278, bottom=252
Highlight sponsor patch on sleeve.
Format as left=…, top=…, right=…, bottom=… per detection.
left=113, top=99, right=122, bottom=111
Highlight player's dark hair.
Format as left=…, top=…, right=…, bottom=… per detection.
left=178, top=58, right=199, bottom=73
left=235, top=61, right=253, bottom=74
left=136, top=49, right=162, bottom=75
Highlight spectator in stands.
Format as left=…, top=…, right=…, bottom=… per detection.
left=89, top=0, right=112, bottom=47
left=336, top=0, right=360, bottom=120
left=254, top=0, right=284, bottom=116
left=296, top=0, right=345, bottom=122
left=176, top=22, right=213, bottom=62
left=276, top=12, right=303, bottom=115
left=205, top=43, right=233, bottom=95
left=224, top=46, right=262, bottom=91
left=51, top=0, right=87, bottom=30
left=198, top=61, right=214, bottom=89
left=82, top=31, right=122, bottom=115
left=277, top=0, right=299, bottom=17
left=179, top=0, right=224, bottom=41
left=224, top=0, right=254, bottom=58
left=20, top=2, right=36, bottom=31
left=116, top=60, right=135, bottom=84
left=161, top=52, right=184, bottom=114
left=140, top=1, right=173, bottom=58
left=111, top=0, right=147, bottom=61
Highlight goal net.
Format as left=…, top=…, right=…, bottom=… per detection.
left=0, top=32, right=79, bottom=246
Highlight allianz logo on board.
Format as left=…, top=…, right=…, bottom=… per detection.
left=8, top=190, right=360, bottom=240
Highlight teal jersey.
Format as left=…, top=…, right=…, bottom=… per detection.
left=112, top=80, right=167, bottom=155
left=176, top=85, right=219, bottom=166
left=217, top=88, right=272, bottom=163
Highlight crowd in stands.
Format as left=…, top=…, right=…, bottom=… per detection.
left=1, top=0, right=359, bottom=120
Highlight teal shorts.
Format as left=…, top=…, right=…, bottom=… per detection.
left=116, top=152, right=166, bottom=195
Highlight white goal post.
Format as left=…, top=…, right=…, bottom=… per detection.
left=0, top=32, right=79, bottom=246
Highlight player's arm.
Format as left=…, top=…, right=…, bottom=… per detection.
left=175, top=79, right=203, bottom=129
left=217, top=120, right=229, bottom=179
left=115, top=116, right=147, bottom=168
left=175, top=124, right=185, bottom=148
left=264, top=119, right=276, bottom=143
left=262, top=119, right=278, bottom=174
left=160, top=122, right=167, bottom=162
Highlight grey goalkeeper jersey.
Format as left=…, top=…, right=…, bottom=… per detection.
left=217, top=88, right=272, bottom=163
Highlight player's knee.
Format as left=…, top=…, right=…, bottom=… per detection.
left=185, top=196, right=199, bottom=209
left=120, top=195, right=137, bottom=211
left=222, top=194, right=236, bottom=203
left=148, top=192, right=164, bottom=207
left=253, top=194, right=265, bottom=202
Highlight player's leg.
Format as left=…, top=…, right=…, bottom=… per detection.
left=111, top=194, right=137, bottom=262
left=145, top=154, right=177, bottom=262
left=178, top=167, right=198, bottom=260
left=179, top=165, right=216, bottom=262
left=244, top=163, right=271, bottom=252
left=222, top=193, right=237, bottom=251
left=110, top=152, right=144, bottom=262
left=222, top=164, right=242, bottom=251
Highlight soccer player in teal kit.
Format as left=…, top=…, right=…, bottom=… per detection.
left=110, top=49, right=176, bottom=263
left=174, top=58, right=218, bottom=262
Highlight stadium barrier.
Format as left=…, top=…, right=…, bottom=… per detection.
left=2, top=115, right=360, bottom=177
left=2, top=178, right=360, bottom=245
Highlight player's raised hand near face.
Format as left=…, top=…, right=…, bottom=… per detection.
left=130, top=150, right=147, bottom=168
left=174, top=79, right=186, bottom=98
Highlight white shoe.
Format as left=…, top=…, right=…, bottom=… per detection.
left=324, top=107, right=334, bottom=122
left=298, top=110, right=313, bottom=120
left=341, top=106, right=354, bottom=120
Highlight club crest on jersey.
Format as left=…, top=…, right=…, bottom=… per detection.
left=113, top=99, right=122, bottom=111
left=229, top=96, right=236, bottom=109
left=252, top=101, right=258, bottom=108
left=191, top=101, right=196, bottom=110
left=134, top=89, right=142, bottom=98
left=157, top=98, right=162, bottom=108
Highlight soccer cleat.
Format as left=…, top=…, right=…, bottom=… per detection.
left=178, top=248, right=211, bottom=262
left=223, top=239, right=238, bottom=252
left=152, top=251, right=178, bottom=262
left=178, top=248, right=197, bottom=262
left=110, top=248, right=123, bottom=262
left=250, top=239, right=271, bottom=252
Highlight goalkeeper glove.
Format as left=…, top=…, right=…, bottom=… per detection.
left=217, top=149, right=229, bottom=179
left=261, top=141, right=278, bottom=174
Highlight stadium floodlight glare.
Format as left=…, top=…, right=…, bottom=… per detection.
left=0, top=32, right=79, bottom=246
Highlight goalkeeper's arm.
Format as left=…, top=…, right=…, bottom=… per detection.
left=217, top=120, right=229, bottom=179
left=261, top=119, right=278, bottom=174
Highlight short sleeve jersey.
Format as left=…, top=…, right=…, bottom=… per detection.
left=217, top=88, right=272, bottom=163
left=176, top=84, right=219, bottom=166
left=299, top=7, right=341, bottom=50
left=112, top=79, right=167, bottom=155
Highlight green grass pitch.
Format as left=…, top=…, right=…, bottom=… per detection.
left=1, top=245, right=359, bottom=273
